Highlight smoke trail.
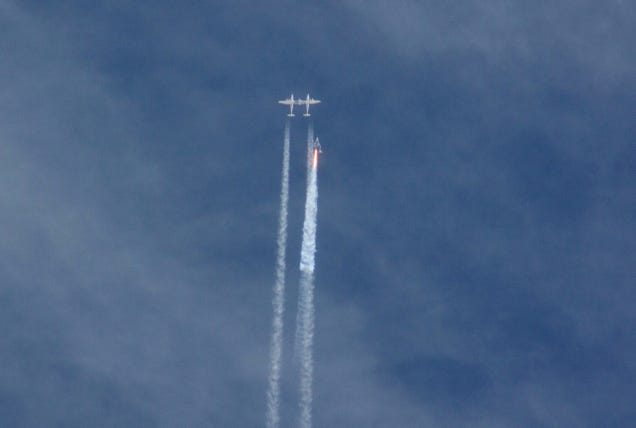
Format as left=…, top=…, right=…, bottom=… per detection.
left=294, top=121, right=315, bottom=362
left=306, top=121, right=314, bottom=178
left=297, top=142, right=319, bottom=428
left=265, top=119, right=291, bottom=428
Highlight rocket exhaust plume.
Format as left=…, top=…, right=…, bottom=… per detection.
left=296, top=122, right=319, bottom=428
left=266, top=119, right=291, bottom=428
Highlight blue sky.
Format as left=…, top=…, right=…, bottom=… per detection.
left=1, top=1, right=634, bottom=426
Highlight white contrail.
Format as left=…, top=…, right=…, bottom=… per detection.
left=294, top=121, right=315, bottom=362
left=297, top=131, right=319, bottom=428
left=306, top=122, right=314, bottom=180
left=266, top=119, right=291, bottom=428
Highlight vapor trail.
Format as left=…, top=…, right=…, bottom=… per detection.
left=306, top=121, right=314, bottom=179
left=294, top=121, right=315, bottom=362
left=266, top=119, right=291, bottom=428
left=297, top=130, right=319, bottom=428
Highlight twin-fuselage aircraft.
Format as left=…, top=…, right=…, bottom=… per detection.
left=278, top=94, right=321, bottom=117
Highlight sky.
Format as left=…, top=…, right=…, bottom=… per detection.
left=0, top=1, right=635, bottom=426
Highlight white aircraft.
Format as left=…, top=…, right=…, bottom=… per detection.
left=278, top=94, right=297, bottom=117
left=314, top=137, right=322, bottom=153
left=297, top=94, right=321, bottom=117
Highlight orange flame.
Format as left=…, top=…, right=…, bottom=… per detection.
left=312, top=149, right=318, bottom=169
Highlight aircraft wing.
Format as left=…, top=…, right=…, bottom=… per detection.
left=278, top=99, right=294, bottom=105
